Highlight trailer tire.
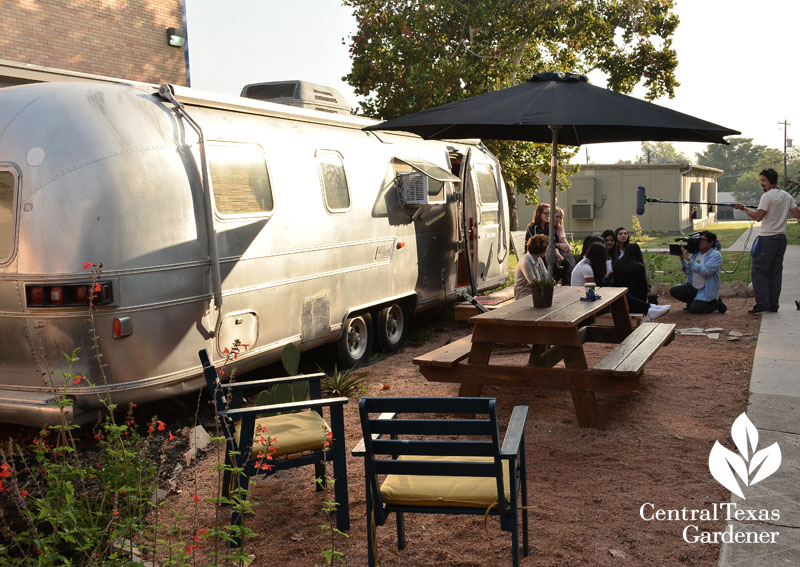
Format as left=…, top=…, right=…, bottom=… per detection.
left=376, top=303, right=408, bottom=353
left=336, top=313, right=373, bottom=368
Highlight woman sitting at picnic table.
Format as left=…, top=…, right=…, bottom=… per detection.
left=570, top=241, right=610, bottom=287
left=602, top=229, right=616, bottom=254
left=524, top=204, right=571, bottom=284
left=514, top=234, right=549, bottom=300
left=524, top=204, right=550, bottom=243
left=611, top=243, right=671, bottom=321
left=612, top=226, right=631, bottom=260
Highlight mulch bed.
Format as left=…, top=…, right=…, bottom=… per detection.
left=165, top=296, right=758, bottom=566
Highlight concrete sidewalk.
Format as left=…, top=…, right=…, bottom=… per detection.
left=725, top=223, right=760, bottom=252
left=719, top=244, right=800, bottom=566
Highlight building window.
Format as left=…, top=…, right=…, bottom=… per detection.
left=207, top=142, right=274, bottom=215
left=317, top=150, right=350, bottom=212
left=0, top=171, right=16, bottom=261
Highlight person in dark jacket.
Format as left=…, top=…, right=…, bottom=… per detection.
left=612, top=243, right=670, bottom=321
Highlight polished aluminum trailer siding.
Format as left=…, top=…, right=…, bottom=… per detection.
left=0, top=81, right=509, bottom=426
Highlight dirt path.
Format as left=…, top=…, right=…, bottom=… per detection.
left=172, top=297, right=758, bottom=566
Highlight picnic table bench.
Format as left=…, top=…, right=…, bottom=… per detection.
left=414, top=286, right=675, bottom=428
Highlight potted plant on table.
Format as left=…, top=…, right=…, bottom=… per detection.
left=530, top=274, right=556, bottom=308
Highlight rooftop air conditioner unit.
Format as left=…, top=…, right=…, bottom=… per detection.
left=401, top=174, right=430, bottom=206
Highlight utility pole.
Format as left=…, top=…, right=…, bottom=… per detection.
left=779, top=119, right=791, bottom=178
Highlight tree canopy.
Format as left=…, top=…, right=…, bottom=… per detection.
left=617, top=141, right=688, bottom=164
left=343, top=0, right=681, bottom=226
left=694, top=137, right=796, bottom=203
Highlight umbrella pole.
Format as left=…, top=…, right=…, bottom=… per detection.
left=547, top=125, right=561, bottom=280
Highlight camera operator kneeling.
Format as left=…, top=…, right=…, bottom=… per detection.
left=669, top=231, right=727, bottom=314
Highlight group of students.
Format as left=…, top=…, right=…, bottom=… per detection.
left=516, top=203, right=670, bottom=321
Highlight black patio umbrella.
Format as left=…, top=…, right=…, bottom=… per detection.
left=365, top=71, right=739, bottom=277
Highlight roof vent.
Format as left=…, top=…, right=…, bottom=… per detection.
left=241, top=80, right=351, bottom=115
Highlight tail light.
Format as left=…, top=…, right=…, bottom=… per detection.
left=25, top=282, right=114, bottom=308
left=49, top=287, right=64, bottom=305
left=29, top=286, right=45, bottom=305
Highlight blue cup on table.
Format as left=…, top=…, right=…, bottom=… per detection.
left=584, top=282, right=596, bottom=301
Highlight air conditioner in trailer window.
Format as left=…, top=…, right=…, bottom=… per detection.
left=401, top=173, right=432, bottom=206
left=394, top=157, right=456, bottom=207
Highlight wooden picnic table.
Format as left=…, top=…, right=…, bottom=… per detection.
left=414, top=286, right=675, bottom=429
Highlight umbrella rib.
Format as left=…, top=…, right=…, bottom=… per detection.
left=426, top=124, right=457, bottom=139
left=571, top=124, right=581, bottom=146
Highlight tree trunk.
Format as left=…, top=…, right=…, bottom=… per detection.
left=507, top=181, right=519, bottom=231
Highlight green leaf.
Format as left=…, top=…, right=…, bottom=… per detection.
left=291, top=380, right=309, bottom=402
left=272, top=383, right=292, bottom=405
left=281, top=342, right=301, bottom=375
left=255, top=389, right=274, bottom=407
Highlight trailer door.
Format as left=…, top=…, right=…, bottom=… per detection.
left=469, top=160, right=506, bottom=287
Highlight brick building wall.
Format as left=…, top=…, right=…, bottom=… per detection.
left=0, top=0, right=186, bottom=85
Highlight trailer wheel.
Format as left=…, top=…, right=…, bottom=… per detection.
left=376, top=303, right=408, bottom=353
left=336, top=313, right=373, bottom=368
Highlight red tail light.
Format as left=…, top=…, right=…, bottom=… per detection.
left=73, top=285, right=88, bottom=304
left=26, top=282, right=114, bottom=308
left=29, top=286, right=45, bottom=305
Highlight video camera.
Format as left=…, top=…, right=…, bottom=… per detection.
left=668, top=231, right=721, bottom=256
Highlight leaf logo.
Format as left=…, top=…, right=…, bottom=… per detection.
left=708, top=413, right=781, bottom=499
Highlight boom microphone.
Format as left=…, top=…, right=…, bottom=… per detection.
left=636, top=186, right=646, bottom=215
left=633, top=186, right=755, bottom=215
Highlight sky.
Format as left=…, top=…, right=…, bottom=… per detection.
left=185, top=0, right=799, bottom=164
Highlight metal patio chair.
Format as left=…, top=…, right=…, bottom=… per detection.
left=353, top=396, right=529, bottom=566
left=198, top=348, right=349, bottom=533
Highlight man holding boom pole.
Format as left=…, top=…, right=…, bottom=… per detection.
left=734, top=168, right=800, bottom=313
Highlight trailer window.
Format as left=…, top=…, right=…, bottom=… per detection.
left=207, top=142, right=273, bottom=215
left=475, top=165, right=498, bottom=205
left=0, top=171, right=15, bottom=261
left=317, top=150, right=350, bottom=212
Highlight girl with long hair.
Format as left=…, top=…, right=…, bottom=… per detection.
left=524, top=204, right=550, bottom=243
left=571, top=242, right=609, bottom=287
left=612, top=243, right=670, bottom=320
left=612, top=226, right=630, bottom=260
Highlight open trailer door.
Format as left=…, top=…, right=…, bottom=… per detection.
left=464, top=153, right=507, bottom=291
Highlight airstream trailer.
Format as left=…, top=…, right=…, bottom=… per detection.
left=0, top=80, right=509, bottom=426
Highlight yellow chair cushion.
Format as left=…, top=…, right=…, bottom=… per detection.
left=235, top=411, right=329, bottom=459
left=380, top=455, right=511, bottom=508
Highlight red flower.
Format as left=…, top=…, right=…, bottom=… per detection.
left=146, top=425, right=154, bottom=434
left=260, top=462, right=274, bottom=471
left=82, top=262, right=95, bottom=271
left=20, top=490, right=28, bottom=498
left=94, top=283, right=102, bottom=292
left=185, top=545, right=198, bottom=553
left=192, top=494, right=200, bottom=503
left=0, top=462, right=11, bottom=478
left=168, top=431, right=176, bottom=441
left=73, top=376, right=82, bottom=385
left=156, top=420, right=166, bottom=431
